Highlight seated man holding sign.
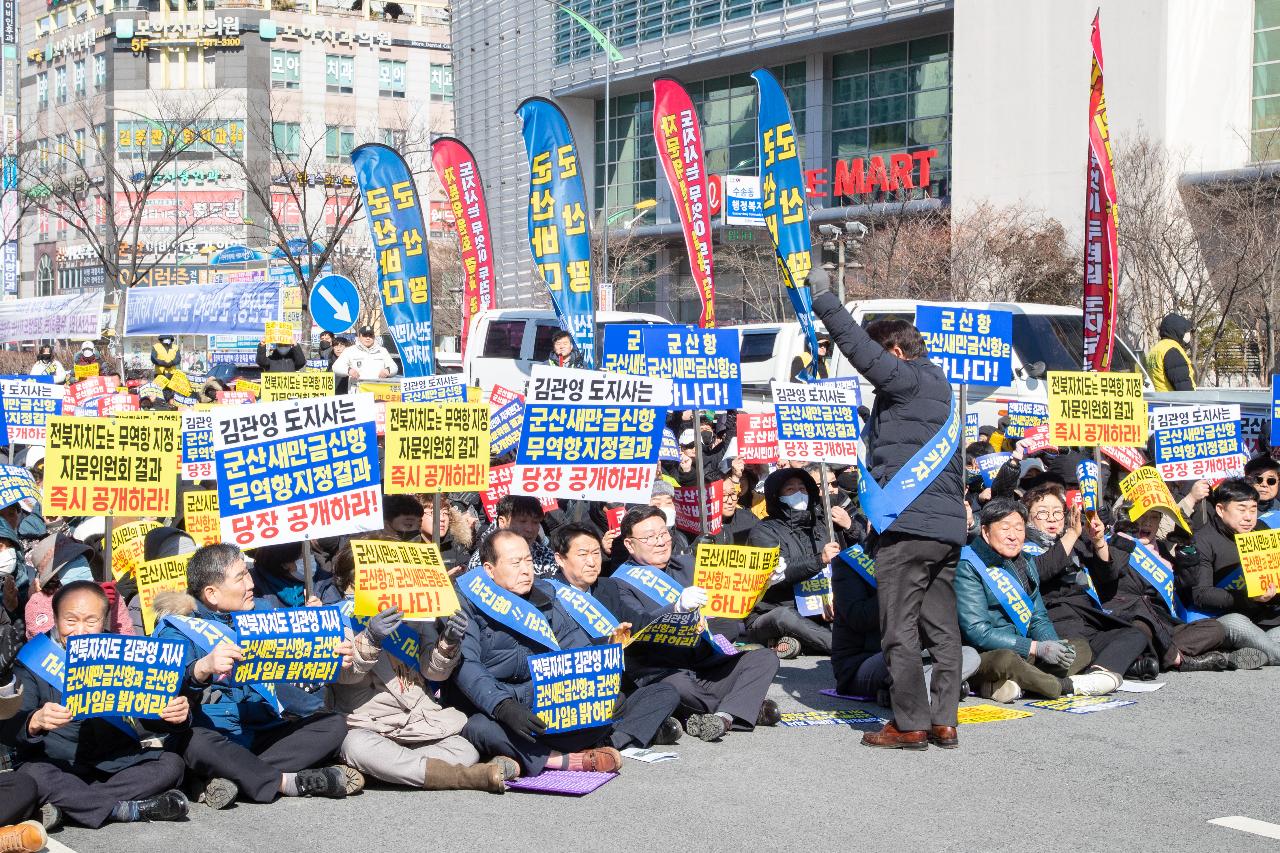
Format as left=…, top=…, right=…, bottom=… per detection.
left=614, top=507, right=781, bottom=742
left=1189, top=478, right=1280, bottom=665
left=956, top=500, right=1117, bottom=703
left=326, top=534, right=508, bottom=793
left=154, top=544, right=358, bottom=809
left=1, top=581, right=190, bottom=828
left=454, top=530, right=679, bottom=776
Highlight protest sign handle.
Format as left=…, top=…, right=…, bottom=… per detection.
left=432, top=494, right=442, bottom=545
left=820, top=462, right=836, bottom=544
left=103, top=517, right=114, bottom=577
left=957, top=384, right=967, bottom=501
left=302, top=538, right=314, bottom=602
left=693, top=409, right=708, bottom=537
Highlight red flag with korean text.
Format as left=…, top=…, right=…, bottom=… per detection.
left=430, top=137, right=498, bottom=361
left=1083, top=12, right=1119, bottom=372
left=653, top=77, right=716, bottom=328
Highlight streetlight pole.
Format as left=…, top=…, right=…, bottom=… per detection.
left=600, top=27, right=612, bottom=312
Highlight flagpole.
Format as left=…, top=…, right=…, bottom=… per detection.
left=601, top=29, right=612, bottom=312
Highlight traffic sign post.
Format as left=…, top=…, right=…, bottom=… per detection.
left=308, top=274, right=361, bottom=334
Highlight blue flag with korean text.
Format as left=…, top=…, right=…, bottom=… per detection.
left=516, top=97, right=596, bottom=368
left=753, top=68, right=821, bottom=381
left=350, top=144, right=435, bottom=377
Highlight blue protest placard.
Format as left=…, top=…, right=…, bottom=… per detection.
left=1076, top=459, right=1100, bottom=512
left=528, top=643, right=623, bottom=733
left=401, top=375, right=468, bottom=404
left=639, top=326, right=742, bottom=410
left=1005, top=401, right=1049, bottom=440
left=1150, top=404, right=1246, bottom=481
left=181, top=410, right=216, bottom=481
left=0, top=378, right=63, bottom=445
left=794, top=565, right=831, bottom=617
left=0, top=464, right=38, bottom=509
left=600, top=325, right=650, bottom=375
left=915, top=306, right=1013, bottom=386
left=211, top=396, right=382, bottom=549
left=233, top=605, right=345, bottom=683
left=965, top=411, right=980, bottom=444
left=975, top=452, right=1012, bottom=487
left=124, top=280, right=282, bottom=336
left=489, top=399, right=524, bottom=457
left=659, top=428, right=679, bottom=461
left=63, top=634, right=186, bottom=719
left=630, top=610, right=705, bottom=648
left=771, top=380, right=860, bottom=464
left=514, top=366, right=673, bottom=503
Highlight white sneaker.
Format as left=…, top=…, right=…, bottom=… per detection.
left=978, top=679, right=1023, bottom=703
left=1068, top=668, right=1122, bottom=696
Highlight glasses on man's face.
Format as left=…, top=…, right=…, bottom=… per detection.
left=1254, top=475, right=1279, bottom=487
left=630, top=530, right=672, bottom=546
left=1032, top=509, right=1065, bottom=521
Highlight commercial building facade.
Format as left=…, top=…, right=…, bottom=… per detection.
left=451, top=0, right=1273, bottom=323
left=14, top=0, right=455, bottom=300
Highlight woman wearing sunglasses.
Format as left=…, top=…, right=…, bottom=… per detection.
left=1244, top=456, right=1280, bottom=526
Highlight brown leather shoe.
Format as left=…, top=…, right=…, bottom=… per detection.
left=928, top=725, right=959, bottom=748
left=860, top=721, right=928, bottom=750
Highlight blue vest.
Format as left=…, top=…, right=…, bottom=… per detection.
left=1123, top=539, right=1189, bottom=622
left=545, top=579, right=620, bottom=639
left=456, top=568, right=559, bottom=651
left=857, top=397, right=959, bottom=533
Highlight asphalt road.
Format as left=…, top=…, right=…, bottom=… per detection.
left=45, top=657, right=1280, bottom=853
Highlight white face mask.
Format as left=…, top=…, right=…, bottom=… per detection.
left=661, top=506, right=676, bottom=528
left=0, top=548, right=16, bottom=576
left=779, top=491, right=809, bottom=512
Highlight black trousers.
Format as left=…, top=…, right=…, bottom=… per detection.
left=747, top=604, right=833, bottom=654
left=1133, top=619, right=1227, bottom=668
left=177, top=712, right=346, bottom=804
left=462, top=682, right=679, bottom=776
left=874, top=531, right=962, bottom=731
left=1087, top=626, right=1149, bottom=675
left=0, top=770, right=40, bottom=824
left=661, top=647, right=779, bottom=728
left=18, top=751, right=184, bottom=828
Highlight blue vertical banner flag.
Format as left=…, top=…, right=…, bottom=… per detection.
left=516, top=98, right=596, bottom=368
left=752, top=68, right=820, bottom=380
left=349, top=144, right=435, bottom=377
left=1271, top=375, right=1280, bottom=447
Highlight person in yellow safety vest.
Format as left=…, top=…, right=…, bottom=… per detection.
left=1146, top=314, right=1196, bottom=392
left=151, top=335, right=180, bottom=379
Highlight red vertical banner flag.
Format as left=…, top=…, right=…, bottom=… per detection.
left=430, top=137, right=498, bottom=360
left=653, top=77, right=716, bottom=328
left=1083, top=12, right=1119, bottom=372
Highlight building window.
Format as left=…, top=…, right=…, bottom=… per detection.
left=93, top=124, right=105, bottom=164
left=94, top=54, right=106, bottom=88
left=429, top=63, right=453, bottom=101
left=270, top=50, right=301, bottom=89
left=1254, top=0, right=1280, bottom=161
left=326, top=54, right=354, bottom=94
left=73, top=59, right=86, bottom=97
left=379, top=60, right=406, bottom=97
left=381, top=128, right=406, bottom=149
left=37, top=255, right=53, bottom=297
left=326, top=125, right=355, bottom=162
left=273, top=121, right=301, bottom=157
left=37, top=74, right=48, bottom=108
left=592, top=62, right=805, bottom=216
left=73, top=129, right=85, bottom=159
left=829, top=33, right=952, bottom=201
left=55, top=67, right=68, bottom=103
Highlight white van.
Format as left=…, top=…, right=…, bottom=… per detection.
left=463, top=308, right=670, bottom=392
left=731, top=299, right=1152, bottom=426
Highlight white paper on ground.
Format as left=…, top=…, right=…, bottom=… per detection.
left=620, top=748, right=679, bottom=763
left=1117, top=680, right=1166, bottom=693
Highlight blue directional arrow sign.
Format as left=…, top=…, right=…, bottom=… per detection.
left=308, top=274, right=360, bottom=334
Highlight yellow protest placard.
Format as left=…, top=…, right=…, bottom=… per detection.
left=44, top=416, right=179, bottom=516
left=167, top=370, right=193, bottom=398
left=283, top=286, right=302, bottom=310
left=182, top=490, right=220, bottom=547
left=260, top=372, right=334, bottom=402
left=1046, top=371, right=1147, bottom=447
left=1120, top=466, right=1190, bottom=533
left=1234, top=528, right=1280, bottom=597
left=234, top=379, right=261, bottom=396
left=73, top=362, right=99, bottom=381
left=383, top=403, right=489, bottom=495
left=359, top=382, right=401, bottom=403
left=350, top=539, right=460, bottom=618
left=110, top=520, right=161, bottom=580
left=136, top=554, right=191, bottom=634
left=692, top=543, right=779, bottom=619
left=957, top=704, right=1034, bottom=724
left=264, top=321, right=296, bottom=347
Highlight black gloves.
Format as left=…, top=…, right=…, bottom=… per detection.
left=494, top=697, right=547, bottom=742
left=364, top=606, right=403, bottom=646
left=441, top=610, right=468, bottom=646
left=805, top=267, right=831, bottom=298
left=0, top=620, right=18, bottom=683
left=1172, top=543, right=1199, bottom=574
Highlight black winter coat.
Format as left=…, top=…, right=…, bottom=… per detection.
left=813, top=291, right=965, bottom=545
left=746, top=470, right=827, bottom=613
left=256, top=343, right=306, bottom=373
left=830, top=559, right=879, bottom=695
left=1191, top=514, right=1280, bottom=627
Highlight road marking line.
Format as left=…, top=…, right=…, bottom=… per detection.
left=1209, top=816, right=1280, bottom=840
left=43, top=838, right=78, bottom=853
